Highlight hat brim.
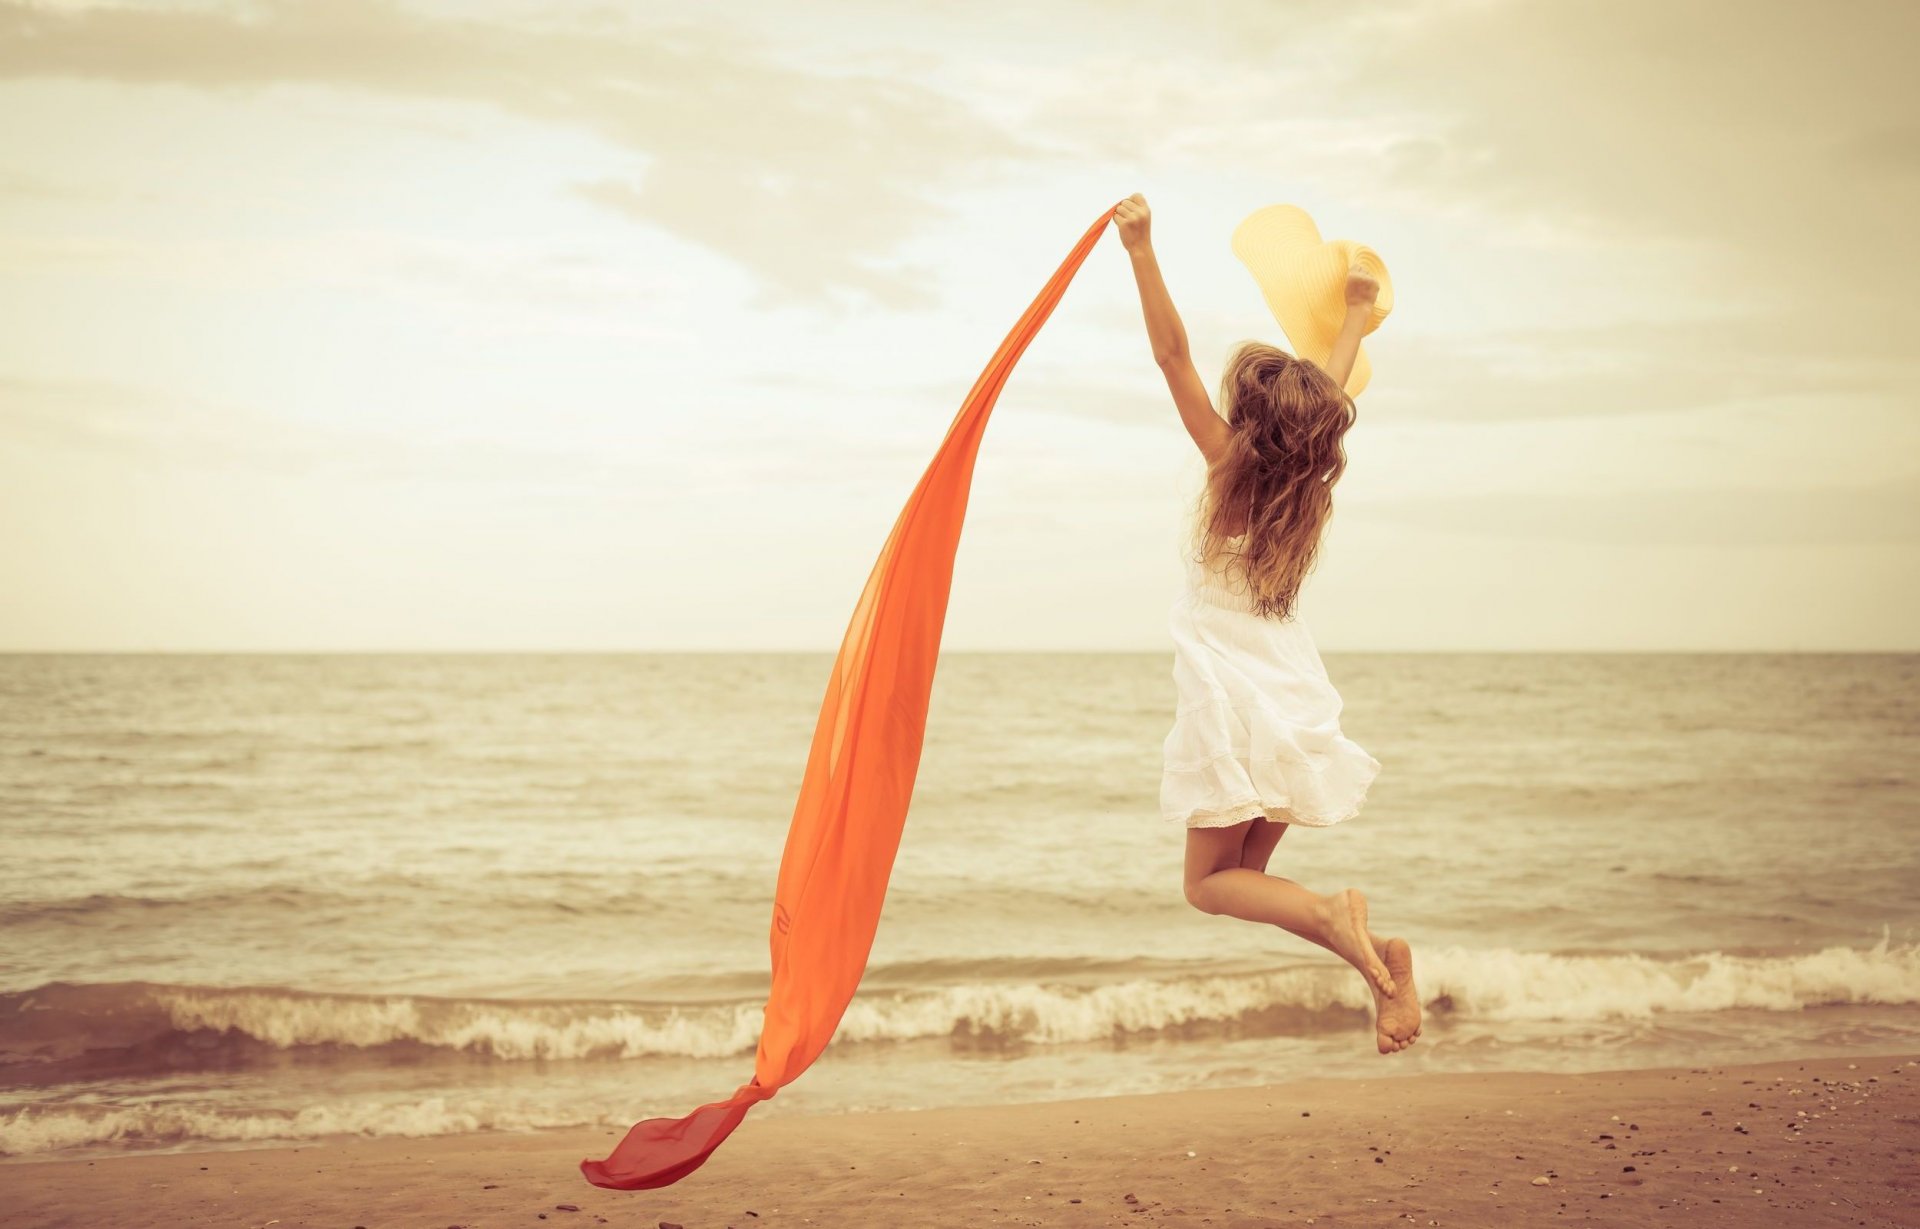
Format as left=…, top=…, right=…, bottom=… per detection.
left=1231, top=205, right=1392, bottom=397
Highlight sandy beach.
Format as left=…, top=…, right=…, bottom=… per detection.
left=8, top=1053, right=1915, bottom=1228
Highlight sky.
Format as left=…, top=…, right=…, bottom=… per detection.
left=1, top=0, right=1915, bottom=651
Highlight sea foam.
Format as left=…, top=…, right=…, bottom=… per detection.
left=3, top=937, right=1913, bottom=1068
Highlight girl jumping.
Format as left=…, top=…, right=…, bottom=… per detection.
left=1115, top=192, right=1421, bottom=1055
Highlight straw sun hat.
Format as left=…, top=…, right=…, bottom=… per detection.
left=1230, top=203, right=1393, bottom=397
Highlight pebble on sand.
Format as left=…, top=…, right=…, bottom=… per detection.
left=1531, top=1176, right=1551, bottom=1186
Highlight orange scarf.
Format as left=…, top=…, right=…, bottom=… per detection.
left=581, top=204, right=1117, bottom=1190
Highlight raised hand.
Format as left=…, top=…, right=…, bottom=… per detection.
left=1114, top=193, right=1152, bottom=252
left=1344, top=263, right=1380, bottom=309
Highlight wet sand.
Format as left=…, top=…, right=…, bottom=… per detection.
left=8, top=1054, right=1916, bottom=1228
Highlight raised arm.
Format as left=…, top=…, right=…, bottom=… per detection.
left=1321, top=264, right=1380, bottom=392
left=1114, top=194, right=1230, bottom=464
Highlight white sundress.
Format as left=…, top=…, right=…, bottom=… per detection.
left=1161, top=535, right=1383, bottom=829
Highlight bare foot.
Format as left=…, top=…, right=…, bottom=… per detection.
left=1369, top=936, right=1421, bottom=1054
left=1320, top=889, right=1393, bottom=997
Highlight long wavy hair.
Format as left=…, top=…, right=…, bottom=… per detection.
left=1188, top=341, right=1358, bottom=621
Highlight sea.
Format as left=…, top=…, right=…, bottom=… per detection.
left=1, top=651, right=1916, bottom=1161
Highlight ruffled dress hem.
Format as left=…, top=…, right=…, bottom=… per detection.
left=1161, top=782, right=1373, bottom=829
left=1159, top=544, right=1381, bottom=830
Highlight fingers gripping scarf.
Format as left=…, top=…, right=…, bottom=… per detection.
left=581, top=205, right=1118, bottom=1191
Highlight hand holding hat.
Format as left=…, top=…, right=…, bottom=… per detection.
left=1231, top=203, right=1393, bottom=396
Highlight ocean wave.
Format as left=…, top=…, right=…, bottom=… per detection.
left=0, top=887, right=321, bottom=925
left=1419, top=935, right=1920, bottom=1020
left=3, top=937, right=1914, bottom=1071
left=0, top=1096, right=605, bottom=1157
left=0, top=868, right=775, bottom=927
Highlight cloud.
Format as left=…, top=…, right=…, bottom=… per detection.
left=1050, top=0, right=1920, bottom=419
left=0, top=372, right=681, bottom=487
left=1364, top=317, right=1918, bottom=422
left=1324, top=1, right=1920, bottom=336
left=0, top=0, right=1035, bottom=305
left=1348, top=475, right=1920, bottom=546
left=0, top=369, right=941, bottom=502
left=0, top=374, right=328, bottom=473
left=572, top=177, right=942, bottom=312
left=0, top=167, right=143, bottom=202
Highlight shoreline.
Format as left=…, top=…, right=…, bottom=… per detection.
left=8, top=1053, right=1917, bottom=1227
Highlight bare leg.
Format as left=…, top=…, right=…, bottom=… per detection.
left=1238, top=816, right=1288, bottom=872
left=1205, top=821, right=1420, bottom=1052
left=1184, top=824, right=1391, bottom=990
